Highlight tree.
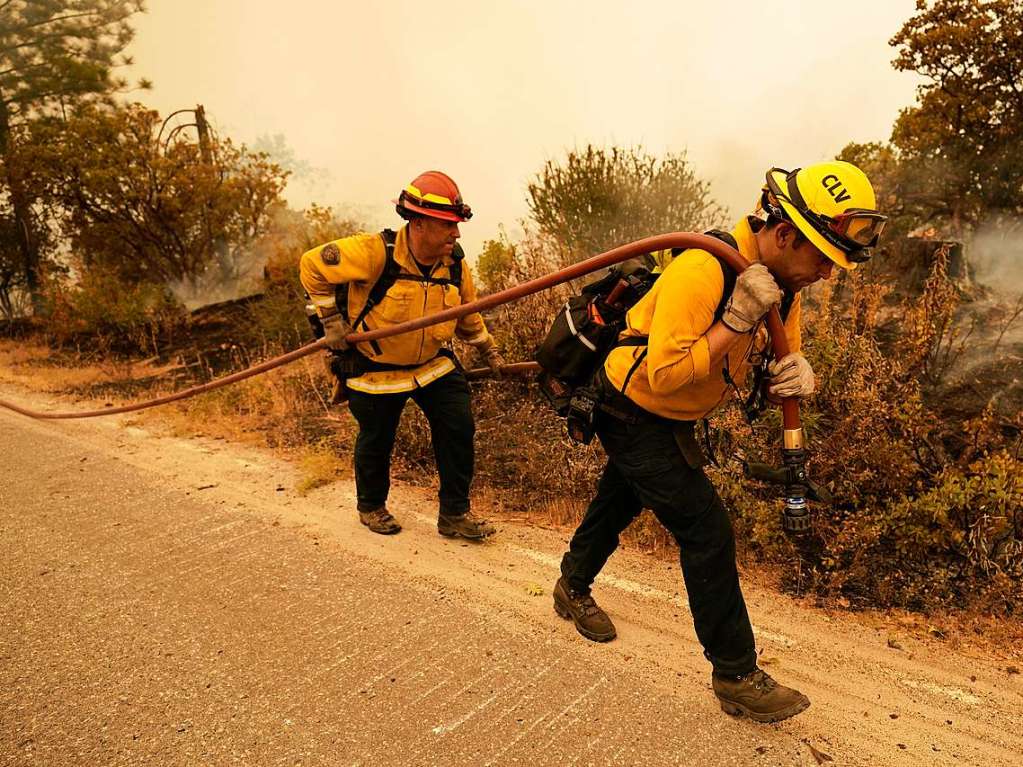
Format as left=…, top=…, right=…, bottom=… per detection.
left=0, top=0, right=147, bottom=311
left=476, top=228, right=517, bottom=294
left=0, top=126, right=59, bottom=320
left=888, top=0, right=1023, bottom=238
left=837, top=141, right=925, bottom=243
left=526, top=145, right=726, bottom=265
left=0, top=211, right=27, bottom=319
left=27, top=103, right=289, bottom=293
left=252, top=133, right=330, bottom=189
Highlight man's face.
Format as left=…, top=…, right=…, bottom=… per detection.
left=413, top=217, right=461, bottom=262
left=771, top=223, right=836, bottom=292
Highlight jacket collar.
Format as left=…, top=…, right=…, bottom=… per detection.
left=730, top=216, right=764, bottom=264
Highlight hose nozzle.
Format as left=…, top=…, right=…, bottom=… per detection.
left=745, top=448, right=832, bottom=536
left=783, top=496, right=812, bottom=534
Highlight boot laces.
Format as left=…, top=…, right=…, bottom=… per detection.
left=570, top=591, right=601, bottom=617
left=747, top=669, right=778, bottom=692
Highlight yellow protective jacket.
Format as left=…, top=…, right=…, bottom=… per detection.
left=299, top=226, right=491, bottom=394
left=603, top=216, right=802, bottom=421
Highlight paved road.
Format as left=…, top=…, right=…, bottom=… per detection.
left=2, top=397, right=1021, bottom=766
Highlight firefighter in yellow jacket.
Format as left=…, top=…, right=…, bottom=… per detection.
left=553, top=161, right=886, bottom=723
left=299, top=171, right=503, bottom=538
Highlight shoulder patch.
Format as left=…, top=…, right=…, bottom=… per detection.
left=320, top=243, right=340, bottom=266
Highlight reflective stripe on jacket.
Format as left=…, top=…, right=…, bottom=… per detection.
left=603, top=217, right=802, bottom=421
left=299, top=225, right=491, bottom=394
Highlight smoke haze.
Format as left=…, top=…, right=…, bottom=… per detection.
left=127, top=1, right=923, bottom=258
left=970, top=219, right=1023, bottom=298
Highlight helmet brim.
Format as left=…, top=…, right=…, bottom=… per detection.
left=765, top=169, right=856, bottom=270
left=392, top=198, right=468, bottom=223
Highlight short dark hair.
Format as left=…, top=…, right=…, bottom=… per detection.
left=396, top=205, right=423, bottom=222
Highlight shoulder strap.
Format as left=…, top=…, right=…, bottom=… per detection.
left=344, top=229, right=466, bottom=324
left=617, top=228, right=738, bottom=397
left=704, top=227, right=797, bottom=322
left=449, top=242, right=464, bottom=287
left=332, top=230, right=397, bottom=323
left=703, top=229, right=739, bottom=323
left=341, top=229, right=400, bottom=330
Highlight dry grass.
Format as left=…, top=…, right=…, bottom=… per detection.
left=0, top=338, right=187, bottom=395
left=296, top=442, right=349, bottom=495
left=0, top=339, right=115, bottom=392
left=0, top=339, right=51, bottom=366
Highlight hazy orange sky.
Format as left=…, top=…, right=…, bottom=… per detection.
left=127, top=1, right=923, bottom=256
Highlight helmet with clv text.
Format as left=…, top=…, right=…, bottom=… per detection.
left=394, top=170, right=473, bottom=222
left=760, top=161, right=886, bottom=269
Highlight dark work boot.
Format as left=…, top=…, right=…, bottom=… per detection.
left=437, top=510, right=496, bottom=540
left=553, top=576, right=617, bottom=642
left=712, top=668, right=810, bottom=723
left=358, top=507, right=402, bottom=535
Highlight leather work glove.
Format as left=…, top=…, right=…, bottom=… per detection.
left=321, top=313, right=353, bottom=351
left=722, top=264, right=784, bottom=333
left=476, top=339, right=506, bottom=380
left=767, top=352, right=815, bottom=400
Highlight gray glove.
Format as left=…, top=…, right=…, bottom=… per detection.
left=768, top=352, right=815, bottom=399
left=476, top=338, right=506, bottom=379
left=484, top=347, right=506, bottom=379
left=321, top=313, right=353, bottom=350
left=722, top=264, right=783, bottom=333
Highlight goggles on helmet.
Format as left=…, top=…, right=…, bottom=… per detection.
left=398, top=189, right=473, bottom=221
left=764, top=168, right=886, bottom=264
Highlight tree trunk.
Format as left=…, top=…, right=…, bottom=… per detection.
left=0, top=96, right=43, bottom=316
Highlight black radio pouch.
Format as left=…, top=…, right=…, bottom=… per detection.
left=565, top=384, right=600, bottom=444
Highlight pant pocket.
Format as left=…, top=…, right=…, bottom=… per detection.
left=672, top=422, right=708, bottom=469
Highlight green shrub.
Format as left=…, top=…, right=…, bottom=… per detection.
left=708, top=257, right=1023, bottom=613
left=43, top=268, right=185, bottom=356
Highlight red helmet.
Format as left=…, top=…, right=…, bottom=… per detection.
left=394, top=170, right=473, bottom=222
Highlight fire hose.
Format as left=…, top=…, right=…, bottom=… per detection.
left=0, top=232, right=825, bottom=532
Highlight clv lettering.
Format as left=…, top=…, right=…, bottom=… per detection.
left=821, top=173, right=851, bottom=204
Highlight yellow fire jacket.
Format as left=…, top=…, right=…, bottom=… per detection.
left=603, top=216, right=802, bottom=421
left=299, top=226, right=491, bottom=394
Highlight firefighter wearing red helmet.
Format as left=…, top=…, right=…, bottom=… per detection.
left=299, top=171, right=503, bottom=538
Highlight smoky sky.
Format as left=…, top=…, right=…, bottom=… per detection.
left=127, top=1, right=923, bottom=257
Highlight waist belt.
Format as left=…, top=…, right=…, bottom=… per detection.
left=335, top=347, right=458, bottom=374
left=594, top=368, right=710, bottom=469
left=594, top=368, right=663, bottom=424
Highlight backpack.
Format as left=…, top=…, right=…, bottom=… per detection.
left=535, top=229, right=740, bottom=421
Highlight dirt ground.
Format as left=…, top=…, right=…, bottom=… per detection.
left=2, top=380, right=1022, bottom=766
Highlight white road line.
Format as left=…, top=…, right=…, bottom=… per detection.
left=754, top=627, right=795, bottom=648
left=902, top=678, right=981, bottom=705
left=537, top=675, right=609, bottom=752
left=483, top=712, right=551, bottom=767
left=431, top=686, right=505, bottom=735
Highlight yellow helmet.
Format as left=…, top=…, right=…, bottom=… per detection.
left=762, top=161, right=886, bottom=269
